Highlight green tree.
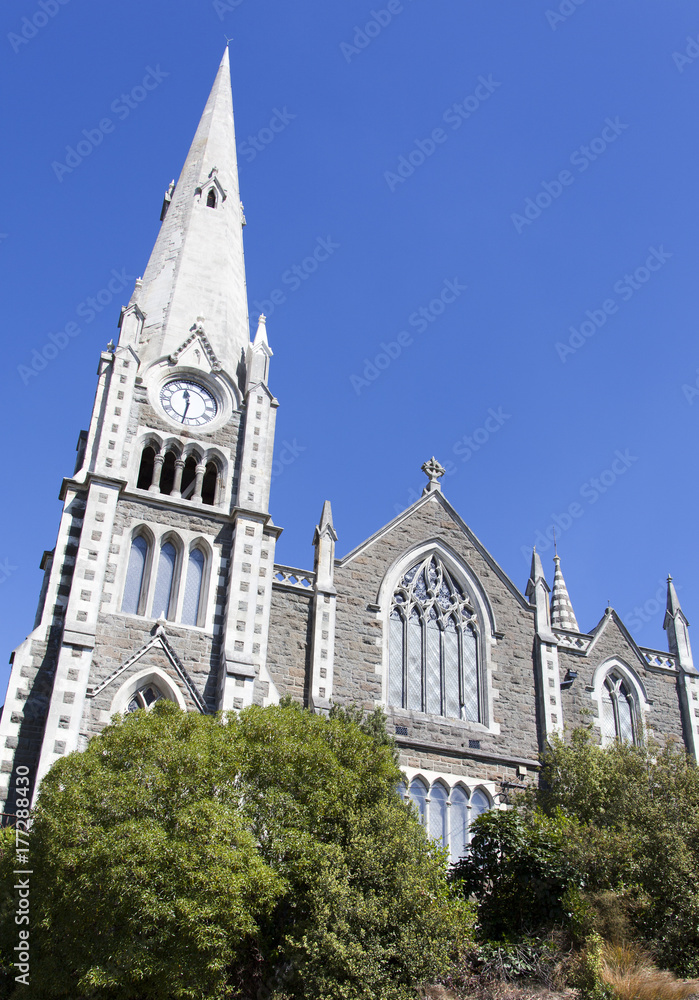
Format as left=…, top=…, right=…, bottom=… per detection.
left=452, top=727, right=699, bottom=976
left=0, top=702, right=466, bottom=1000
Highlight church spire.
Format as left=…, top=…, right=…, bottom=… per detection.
left=550, top=553, right=580, bottom=632
left=126, top=47, right=249, bottom=375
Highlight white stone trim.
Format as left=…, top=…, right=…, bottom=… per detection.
left=375, top=540, right=500, bottom=734
left=110, top=665, right=187, bottom=715
left=589, top=656, right=649, bottom=744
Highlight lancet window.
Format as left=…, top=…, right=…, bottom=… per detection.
left=121, top=529, right=210, bottom=628
left=601, top=672, right=636, bottom=744
left=389, top=555, right=480, bottom=722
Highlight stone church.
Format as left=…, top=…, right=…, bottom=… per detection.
left=2, top=51, right=697, bottom=860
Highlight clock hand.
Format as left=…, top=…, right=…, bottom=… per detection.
left=181, top=390, right=190, bottom=422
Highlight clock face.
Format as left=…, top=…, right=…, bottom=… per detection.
left=160, top=379, right=218, bottom=426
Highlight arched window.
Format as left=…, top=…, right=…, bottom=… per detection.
left=180, top=456, right=198, bottom=500
left=429, top=781, right=449, bottom=848
left=181, top=548, right=206, bottom=627
left=206, top=188, right=217, bottom=208
left=127, top=683, right=165, bottom=713
left=470, top=788, right=490, bottom=826
left=137, top=446, right=156, bottom=490
left=408, top=777, right=428, bottom=827
left=450, top=785, right=470, bottom=864
left=601, top=672, right=636, bottom=744
left=122, top=535, right=149, bottom=615
left=159, top=451, right=177, bottom=495
left=151, top=541, right=177, bottom=619
left=389, top=555, right=480, bottom=721
left=201, top=461, right=218, bottom=506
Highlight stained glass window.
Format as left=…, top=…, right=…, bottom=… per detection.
left=602, top=672, right=636, bottom=744
left=388, top=555, right=480, bottom=721
left=122, top=535, right=148, bottom=615
left=181, top=548, right=205, bottom=626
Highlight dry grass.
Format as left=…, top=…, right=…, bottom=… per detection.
left=600, top=942, right=699, bottom=1000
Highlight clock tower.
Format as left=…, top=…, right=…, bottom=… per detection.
left=0, top=48, right=281, bottom=812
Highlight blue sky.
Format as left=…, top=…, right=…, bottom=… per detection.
left=1, top=0, right=698, bottom=696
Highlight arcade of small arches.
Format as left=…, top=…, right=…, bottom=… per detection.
left=136, top=438, right=225, bottom=507
left=400, top=775, right=493, bottom=864
left=121, top=528, right=212, bottom=627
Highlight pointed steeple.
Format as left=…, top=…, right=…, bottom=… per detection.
left=313, top=500, right=338, bottom=592
left=526, top=548, right=546, bottom=594
left=666, top=575, right=684, bottom=621
left=127, top=48, right=249, bottom=374
left=247, top=313, right=273, bottom=388
left=550, top=553, right=580, bottom=632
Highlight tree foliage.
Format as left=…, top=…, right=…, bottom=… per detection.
left=0, top=702, right=467, bottom=1000
left=452, top=727, right=699, bottom=977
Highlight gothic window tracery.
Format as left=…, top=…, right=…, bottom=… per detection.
left=389, top=555, right=480, bottom=722
left=126, top=683, right=165, bottom=713
left=601, top=671, right=636, bottom=744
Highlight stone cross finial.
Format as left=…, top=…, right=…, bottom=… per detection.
left=421, top=457, right=446, bottom=494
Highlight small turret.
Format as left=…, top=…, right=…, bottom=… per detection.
left=550, top=553, right=580, bottom=632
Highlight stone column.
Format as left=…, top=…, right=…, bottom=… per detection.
left=149, top=452, right=164, bottom=493
left=171, top=458, right=185, bottom=498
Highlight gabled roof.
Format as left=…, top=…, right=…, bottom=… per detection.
left=585, top=607, right=652, bottom=673
left=338, top=488, right=532, bottom=611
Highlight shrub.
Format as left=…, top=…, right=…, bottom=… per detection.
left=0, top=702, right=468, bottom=1000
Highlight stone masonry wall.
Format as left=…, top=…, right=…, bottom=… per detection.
left=332, top=495, right=541, bottom=765
left=266, top=586, right=314, bottom=703
left=558, top=615, right=685, bottom=744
